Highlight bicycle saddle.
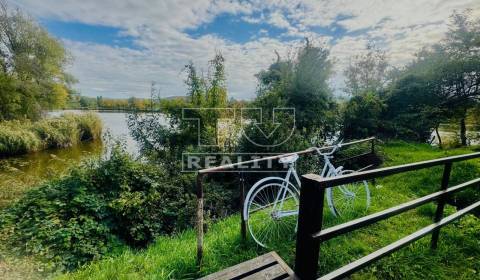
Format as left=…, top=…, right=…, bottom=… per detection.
left=278, top=154, right=299, bottom=164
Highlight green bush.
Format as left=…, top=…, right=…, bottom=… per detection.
left=341, top=92, right=386, bottom=140
left=0, top=148, right=200, bottom=270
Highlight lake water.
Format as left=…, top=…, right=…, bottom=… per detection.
left=49, top=110, right=141, bottom=154
left=0, top=110, right=157, bottom=207
left=431, top=123, right=480, bottom=146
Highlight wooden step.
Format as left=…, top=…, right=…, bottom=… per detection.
left=199, top=252, right=294, bottom=280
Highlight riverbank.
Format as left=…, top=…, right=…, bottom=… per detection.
left=0, top=113, right=102, bottom=157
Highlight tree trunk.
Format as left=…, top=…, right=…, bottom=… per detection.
left=460, top=118, right=467, bottom=146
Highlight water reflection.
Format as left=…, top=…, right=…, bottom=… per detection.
left=0, top=141, right=103, bottom=207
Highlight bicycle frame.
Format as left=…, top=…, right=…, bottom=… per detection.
left=272, top=150, right=356, bottom=219
left=272, top=163, right=300, bottom=218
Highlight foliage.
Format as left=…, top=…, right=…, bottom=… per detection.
left=382, top=74, right=445, bottom=142
left=265, top=40, right=336, bottom=136
left=290, top=41, right=336, bottom=135
left=0, top=148, right=188, bottom=270
left=340, top=10, right=480, bottom=145
left=0, top=1, right=74, bottom=120
left=384, top=10, right=480, bottom=144
left=0, top=122, right=42, bottom=155
left=34, top=117, right=81, bottom=148
left=0, top=113, right=102, bottom=156
left=341, top=91, right=386, bottom=140
left=239, top=40, right=337, bottom=154
left=0, top=145, right=241, bottom=271
left=128, top=52, right=235, bottom=168
left=344, top=44, right=390, bottom=96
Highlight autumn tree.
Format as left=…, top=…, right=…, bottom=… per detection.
left=0, top=0, right=73, bottom=120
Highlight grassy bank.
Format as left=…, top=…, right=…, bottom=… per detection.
left=57, top=142, right=480, bottom=280
left=0, top=113, right=102, bottom=157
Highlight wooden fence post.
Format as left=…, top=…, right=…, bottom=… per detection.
left=196, top=173, right=205, bottom=266
left=294, top=174, right=325, bottom=279
left=239, top=172, right=247, bottom=241
left=431, top=162, right=452, bottom=249
left=371, top=139, right=376, bottom=186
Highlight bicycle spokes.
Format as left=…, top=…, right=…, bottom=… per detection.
left=246, top=182, right=299, bottom=248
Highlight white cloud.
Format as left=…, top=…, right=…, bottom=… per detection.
left=10, top=0, right=480, bottom=99
left=268, top=11, right=291, bottom=29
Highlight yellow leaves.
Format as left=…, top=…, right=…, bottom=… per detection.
left=51, top=83, right=69, bottom=108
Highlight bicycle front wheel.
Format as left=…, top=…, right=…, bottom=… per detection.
left=246, top=182, right=299, bottom=248
left=326, top=169, right=370, bottom=217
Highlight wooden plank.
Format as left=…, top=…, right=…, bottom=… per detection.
left=294, top=175, right=325, bottom=279
left=198, top=138, right=375, bottom=173
left=313, top=177, right=480, bottom=241
left=270, top=252, right=294, bottom=276
left=242, top=264, right=289, bottom=280
left=198, top=252, right=293, bottom=280
left=318, top=200, right=480, bottom=280
left=306, top=151, right=480, bottom=188
left=198, top=253, right=275, bottom=280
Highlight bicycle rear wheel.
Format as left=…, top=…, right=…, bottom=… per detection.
left=326, top=169, right=370, bottom=217
left=246, top=181, right=299, bottom=248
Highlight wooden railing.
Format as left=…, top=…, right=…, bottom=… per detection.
left=295, top=152, right=480, bottom=279
left=195, top=137, right=377, bottom=265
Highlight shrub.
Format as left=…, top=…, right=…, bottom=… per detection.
left=0, top=148, right=201, bottom=270
left=341, top=92, right=386, bottom=140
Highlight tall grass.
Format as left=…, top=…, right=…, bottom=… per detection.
left=0, top=113, right=102, bottom=157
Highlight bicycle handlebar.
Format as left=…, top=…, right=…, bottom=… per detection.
left=315, top=139, right=344, bottom=156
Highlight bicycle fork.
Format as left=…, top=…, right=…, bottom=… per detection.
left=272, top=165, right=299, bottom=219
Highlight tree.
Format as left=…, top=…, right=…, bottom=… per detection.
left=342, top=92, right=386, bottom=140
left=206, top=52, right=227, bottom=108
left=344, top=44, right=389, bottom=96
left=290, top=40, right=336, bottom=136
left=128, top=52, right=232, bottom=165
left=184, top=62, right=205, bottom=106
left=251, top=40, right=337, bottom=144
left=0, top=1, right=73, bottom=119
left=415, top=10, right=480, bottom=145
left=382, top=10, right=480, bottom=145
left=384, top=74, right=445, bottom=142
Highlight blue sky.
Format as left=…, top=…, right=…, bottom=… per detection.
left=11, top=0, right=480, bottom=99
left=41, top=20, right=139, bottom=49
left=185, top=12, right=290, bottom=43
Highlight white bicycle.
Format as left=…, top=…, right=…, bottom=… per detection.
left=243, top=142, right=371, bottom=248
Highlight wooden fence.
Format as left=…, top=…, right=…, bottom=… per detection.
left=295, top=152, right=480, bottom=279
left=195, top=137, right=377, bottom=265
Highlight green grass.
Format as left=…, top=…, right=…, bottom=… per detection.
left=0, top=113, right=102, bottom=157
left=59, top=141, right=480, bottom=279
